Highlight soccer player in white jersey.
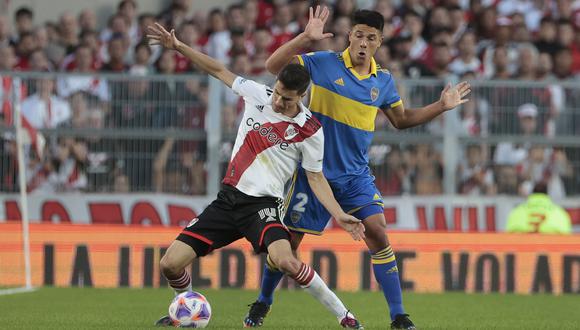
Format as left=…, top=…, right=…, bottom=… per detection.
left=147, top=23, right=366, bottom=329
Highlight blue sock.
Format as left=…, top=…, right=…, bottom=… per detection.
left=257, top=256, right=284, bottom=305
left=372, top=246, right=405, bottom=320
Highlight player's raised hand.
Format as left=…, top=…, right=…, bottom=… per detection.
left=439, top=81, right=471, bottom=111
left=303, top=5, right=334, bottom=42
left=335, top=214, right=366, bottom=241
left=147, top=22, right=180, bottom=50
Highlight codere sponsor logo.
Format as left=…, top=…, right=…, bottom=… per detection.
left=246, top=118, right=290, bottom=150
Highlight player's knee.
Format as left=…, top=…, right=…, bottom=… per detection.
left=272, top=256, right=301, bottom=275
left=159, top=254, right=182, bottom=277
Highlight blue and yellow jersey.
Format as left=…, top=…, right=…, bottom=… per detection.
left=297, top=48, right=402, bottom=185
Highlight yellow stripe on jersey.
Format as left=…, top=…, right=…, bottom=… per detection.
left=310, top=84, right=378, bottom=132
left=296, top=54, right=305, bottom=66
left=284, top=170, right=298, bottom=211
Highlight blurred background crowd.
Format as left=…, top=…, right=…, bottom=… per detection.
left=0, top=0, right=579, bottom=197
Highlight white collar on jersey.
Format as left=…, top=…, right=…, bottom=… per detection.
left=267, top=96, right=308, bottom=127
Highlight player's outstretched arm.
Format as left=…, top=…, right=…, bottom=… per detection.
left=147, top=22, right=236, bottom=87
left=385, top=81, right=471, bottom=129
left=304, top=170, right=365, bottom=241
left=265, top=5, right=334, bottom=75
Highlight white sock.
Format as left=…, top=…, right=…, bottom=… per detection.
left=301, top=271, right=349, bottom=320
left=168, top=270, right=192, bottom=295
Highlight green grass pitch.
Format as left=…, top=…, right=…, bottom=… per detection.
left=0, top=288, right=577, bottom=329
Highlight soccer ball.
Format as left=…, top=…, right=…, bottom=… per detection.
left=168, top=291, right=212, bottom=328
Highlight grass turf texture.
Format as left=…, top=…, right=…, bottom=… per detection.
left=0, top=288, right=577, bottom=329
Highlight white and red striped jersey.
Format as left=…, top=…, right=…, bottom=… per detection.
left=223, top=77, right=324, bottom=198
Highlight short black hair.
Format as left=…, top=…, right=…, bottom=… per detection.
left=15, top=7, right=33, bottom=19
left=277, top=64, right=310, bottom=94
left=352, top=10, right=384, bottom=32
left=532, top=182, right=548, bottom=194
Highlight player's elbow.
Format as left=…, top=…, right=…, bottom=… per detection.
left=264, top=58, right=280, bottom=75
left=305, top=170, right=324, bottom=184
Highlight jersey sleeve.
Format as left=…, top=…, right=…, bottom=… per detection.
left=300, top=128, right=324, bottom=173
left=296, top=51, right=333, bottom=77
left=381, top=74, right=403, bottom=110
left=231, top=76, right=270, bottom=103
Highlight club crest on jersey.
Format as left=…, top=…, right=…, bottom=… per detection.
left=370, top=87, right=379, bottom=102
left=284, top=125, right=298, bottom=140
left=290, top=211, right=302, bottom=223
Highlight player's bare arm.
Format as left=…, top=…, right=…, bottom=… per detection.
left=147, top=22, right=236, bottom=87
left=384, top=81, right=471, bottom=129
left=265, top=5, right=334, bottom=75
left=304, top=170, right=365, bottom=241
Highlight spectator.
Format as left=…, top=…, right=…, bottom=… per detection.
left=269, top=3, right=299, bottom=51
left=553, top=46, right=574, bottom=79
left=205, top=9, right=231, bottom=64
left=137, top=13, right=156, bottom=42
left=449, top=30, right=481, bottom=76
left=174, top=22, right=201, bottom=73
left=42, top=137, right=88, bottom=192
left=33, top=26, right=49, bottom=51
left=0, top=16, right=11, bottom=46
left=506, top=182, right=572, bottom=234
left=117, top=0, right=139, bottom=45
left=21, top=78, right=71, bottom=129
left=496, top=164, right=519, bottom=195
left=514, top=43, right=539, bottom=80
left=78, top=9, right=98, bottom=35
left=0, top=44, right=16, bottom=71
left=101, top=34, right=129, bottom=72
left=489, top=46, right=511, bottom=79
left=481, top=17, right=519, bottom=78
left=28, top=49, right=51, bottom=71
left=131, top=41, right=153, bottom=74
left=14, top=32, right=36, bottom=70
left=556, top=19, right=574, bottom=48
left=448, top=5, right=467, bottom=41
left=58, top=11, right=79, bottom=54
left=458, top=144, right=496, bottom=195
left=457, top=71, right=489, bottom=136
left=227, top=3, right=246, bottom=31
left=57, top=45, right=109, bottom=102
left=14, top=7, right=34, bottom=40
left=403, top=10, right=427, bottom=60
left=100, top=14, right=131, bottom=63
left=534, top=18, right=558, bottom=55
left=60, top=29, right=102, bottom=71
left=494, top=103, right=539, bottom=166
left=413, top=144, right=443, bottom=195
left=518, top=146, right=572, bottom=198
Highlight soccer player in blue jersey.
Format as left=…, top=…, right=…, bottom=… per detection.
left=244, top=7, right=471, bottom=330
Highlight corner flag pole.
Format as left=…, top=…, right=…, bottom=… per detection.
left=13, top=77, right=32, bottom=290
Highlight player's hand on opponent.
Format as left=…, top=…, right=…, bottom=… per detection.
left=335, top=213, right=366, bottom=241
left=303, top=6, right=334, bottom=42
left=439, top=81, right=471, bottom=111
left=147, top=22, right=180, bottom=50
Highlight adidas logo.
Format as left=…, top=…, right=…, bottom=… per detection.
left=255, top=105, right=264, bottom=112
left=386, top=266, right=399, bottom=274
left=259, top=208, right=277, bottom=222
left=334, top=78, right=344, bottom=86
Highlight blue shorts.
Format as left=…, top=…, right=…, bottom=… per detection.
left=283, top=167, right=384, bottom=235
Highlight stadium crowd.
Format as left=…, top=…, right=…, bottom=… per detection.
left=0, top=0, right=579, bottom=197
